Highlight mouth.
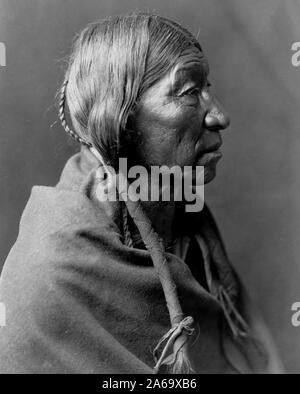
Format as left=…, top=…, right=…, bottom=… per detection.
left=196, top=140, right=223, bottom=165
left=202, top=141, right=222, bottom=153
left=197, top=150, right=222, bottom=166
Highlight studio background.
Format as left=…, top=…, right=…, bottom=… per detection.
left=0, top=0, right=299, bottom=372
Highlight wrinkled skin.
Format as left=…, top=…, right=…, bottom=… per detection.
left=124, top=46, right=230, bottom=244
left=128, top=46, right=230, bottom=184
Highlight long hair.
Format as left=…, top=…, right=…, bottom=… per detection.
left=59, top=13, right=256, bottom=374
left=64, top=13, right=201, bottom=168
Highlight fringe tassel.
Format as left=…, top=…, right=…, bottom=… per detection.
left=153, top=316, right=194, bottom=374
left=219, top=287, right=270, bottom=367
left=218, top=286, right=249, bottom=338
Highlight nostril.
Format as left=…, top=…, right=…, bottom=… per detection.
left=207, top=124, right=222, bottom=132
left=204, top=109, right=230, bottom=131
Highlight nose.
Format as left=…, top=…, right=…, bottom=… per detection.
left=204, top=99, right=230, bottom=131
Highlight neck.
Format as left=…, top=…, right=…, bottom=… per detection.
left=118, top=155, right=182, bottom=247
left=140, top=200, right=177, bottom=247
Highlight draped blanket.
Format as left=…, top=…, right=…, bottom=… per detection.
left=0, top=148, right=283, bottom=374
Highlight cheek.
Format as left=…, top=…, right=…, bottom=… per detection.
left=148, top=100, right=200, bottom=132
left=132, top=101, right=203, bottom=166
left=169, top=105, right=204, bottom=165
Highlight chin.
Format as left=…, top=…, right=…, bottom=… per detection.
left=204, top=165, right=217, bottom=184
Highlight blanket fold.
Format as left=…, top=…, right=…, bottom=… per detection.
left=0, top=147, right=283, bottom=374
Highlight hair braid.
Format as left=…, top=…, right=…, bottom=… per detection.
left=58, top=78, right=92, bottom=148
left=122, top=202, right=134, bottom=248
left=58, top=78, right=194, bottom=373
left=57, top=11, right=200, bottom=372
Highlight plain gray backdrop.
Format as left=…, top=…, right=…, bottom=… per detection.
left=0, top=0, right=299, bottom=372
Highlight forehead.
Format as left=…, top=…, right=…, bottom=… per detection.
left=171, top=46, right=209, bottom=84
left=139, top=46, right=209, bottom=102
left=174, top=46, right=208, bottom=72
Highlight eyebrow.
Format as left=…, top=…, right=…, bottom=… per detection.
left=170, top=61, right=209, bottom=95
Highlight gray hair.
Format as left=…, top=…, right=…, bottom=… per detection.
left=61, top=13, right=201, bottom=167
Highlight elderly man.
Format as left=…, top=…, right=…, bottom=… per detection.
left=0, top=13, right=283, bottom=374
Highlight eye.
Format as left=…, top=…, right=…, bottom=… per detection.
left=181, top=87, right=200, bottom=97
left=181, top=80, right=211, bottom=97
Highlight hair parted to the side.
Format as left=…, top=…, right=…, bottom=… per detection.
left=58, top=12, right=259, bottom=375
left=63, top=12, right=201, bottom=168
left=59, top=12, right=205, bottom=374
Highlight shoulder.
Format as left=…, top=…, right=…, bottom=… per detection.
left=0, top=181, right=123, bottom=335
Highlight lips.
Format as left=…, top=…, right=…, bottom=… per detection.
left=195, top=131, right=223, bottom=153
left=197, top=150, right=222, bottom=166
left=202, top=142, right=222, bottom=154
left=196, top=140, right=223, bottom=165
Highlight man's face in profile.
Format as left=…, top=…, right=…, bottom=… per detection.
left=127, top=46, right=230, bottom=186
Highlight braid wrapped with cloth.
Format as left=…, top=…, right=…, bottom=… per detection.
left=94, top=148, right=196, bottom=374
left=60, top=78, right=195, bottom=373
